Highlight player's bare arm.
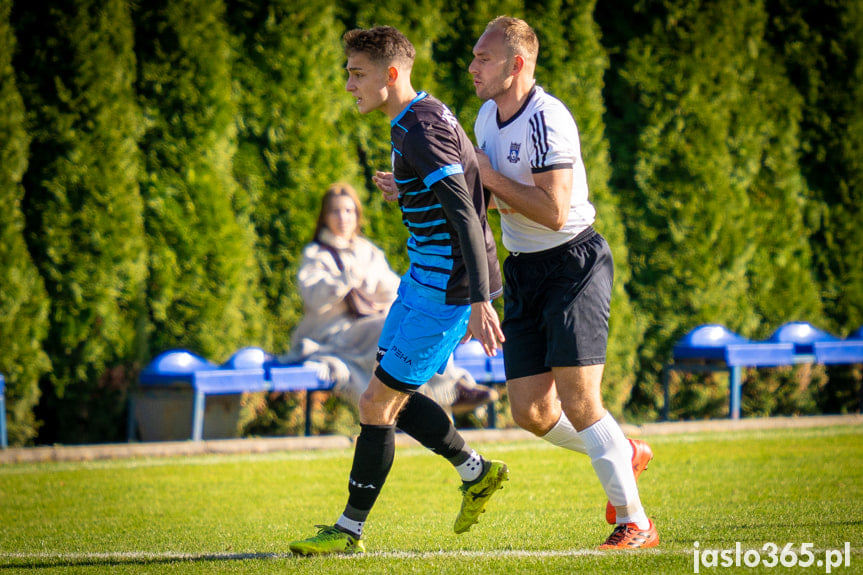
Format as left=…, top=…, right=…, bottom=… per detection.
left=476, top=148, right=573, bottom=231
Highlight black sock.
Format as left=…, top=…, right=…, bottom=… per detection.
left=344, top=423, right=396, bottom=520
left=396, top=392, right=470, bottom=461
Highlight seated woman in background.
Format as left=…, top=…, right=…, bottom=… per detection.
left=280, top=182, right=497, bottom=415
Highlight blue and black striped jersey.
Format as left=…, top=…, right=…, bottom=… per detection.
left=390, top=92, right=502, bottom=306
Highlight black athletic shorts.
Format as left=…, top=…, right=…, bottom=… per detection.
left=501, top=227, right=613, bottom=380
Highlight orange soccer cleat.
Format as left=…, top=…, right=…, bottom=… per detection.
left=599, top=519, right=659, bottom=550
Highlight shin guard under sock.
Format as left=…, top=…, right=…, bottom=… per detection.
left=344, top=423, right=396, bottom=523
left=396, top=392, right=467, bottom=460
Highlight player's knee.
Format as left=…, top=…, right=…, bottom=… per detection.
left=561, top=401, right=606, bottom=432
left=358, top=389, right=375, bottom=417
left=358, top=385, right=388, bottom=423
left=359, top=378, right=407, bottom=425
left=511, top=402, right=556, bottom=436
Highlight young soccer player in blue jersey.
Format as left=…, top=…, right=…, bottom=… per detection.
left=289, top=26, right=508, bottom=556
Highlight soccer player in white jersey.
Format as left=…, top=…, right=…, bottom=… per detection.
left=469, top=16, right=659, bottom=549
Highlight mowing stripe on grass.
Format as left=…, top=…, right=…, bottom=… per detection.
left=0, top=441, right=558, bottom=476
left=2, top=423, right=858, bottom=476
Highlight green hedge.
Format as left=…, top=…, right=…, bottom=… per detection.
left=0, top=0, right=51, bottom=445
left=1, top=0, right=859, bottom=445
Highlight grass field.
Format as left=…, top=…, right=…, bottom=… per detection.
left=0, top=424, right=861, bottom=574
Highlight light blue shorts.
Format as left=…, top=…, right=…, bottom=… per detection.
left=375, top=279, right=471, bottom=392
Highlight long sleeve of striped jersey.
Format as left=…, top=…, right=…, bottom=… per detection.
left=430, top=173, right=490, bottom=303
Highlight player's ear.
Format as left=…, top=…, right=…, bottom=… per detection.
left=387, top=65, right=399, bottom=85
left=511, top=55, right=525, bottom=76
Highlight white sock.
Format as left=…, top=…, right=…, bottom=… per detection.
left=455, top=449, right=484, bottom=482
left=541, top=411, right=588, bottom=454
left=335, top=515, right=364, bottom=538
left=578, top=411, right=650, bottom=530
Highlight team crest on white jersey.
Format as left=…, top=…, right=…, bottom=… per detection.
left=507, top=142, right=521, bottom=164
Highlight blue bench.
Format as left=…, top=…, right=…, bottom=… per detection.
left=130, top=348, right=330, bottom=441
left=130, top=341, right=509, bottom=442
left=663, top=322, right=863, bottom=420
left=452, top=340, right=507, bottom=428
left=664, top=324, right=796, bottom=420
left=1, top=373, right=6, bottom=449
left=267, top=361, right=335, bottom=436
left=767, top=321, right=841, bottom=358
left=813, top=326, right=863, bottom=365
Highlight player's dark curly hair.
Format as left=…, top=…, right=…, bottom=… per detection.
left=343, top=26, right=416, bottom=67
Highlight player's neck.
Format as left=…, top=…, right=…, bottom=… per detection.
left=495, top=80, right=535, bottom=123
left=385, top=84, right=420, bottom=120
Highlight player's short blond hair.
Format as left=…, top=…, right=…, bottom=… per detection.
left=486, top=16, right=538, bottom=65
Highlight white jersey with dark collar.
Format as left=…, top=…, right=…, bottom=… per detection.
left=475, top=85, right=596, bottom=254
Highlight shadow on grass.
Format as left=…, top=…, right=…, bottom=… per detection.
left=0, top=552, right=295, bottom=570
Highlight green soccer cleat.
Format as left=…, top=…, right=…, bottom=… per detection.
left=454, top=459, right=509, bottom=534
left=289, top=525, right=365, bottom=556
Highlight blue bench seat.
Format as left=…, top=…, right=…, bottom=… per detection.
left=131, top=348, right=331, bottom=441
left=664, top=322, right=863, bottom=420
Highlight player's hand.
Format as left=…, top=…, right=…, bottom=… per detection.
left=373, top=171, right=398, bottom=202
left=462, top=301, right=505, bottom=356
